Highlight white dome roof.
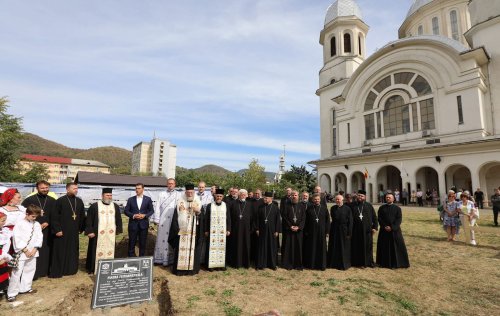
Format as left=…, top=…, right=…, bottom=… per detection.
left=324, top=0, right=363, bottom=25
left=406, top=0, right=433, bottom=18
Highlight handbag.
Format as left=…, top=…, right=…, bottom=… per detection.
left=7, top=223, right=35, bottom=269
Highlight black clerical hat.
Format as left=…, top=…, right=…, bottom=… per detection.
left=215, top=188, right=225, bottom=195
left=357, top=189, right=366, bottom=195
left=185, top=184, right=195, bottom=190
left=102, top=188, right=113, bottom=194
left=264, top=191, right=273, bottom=197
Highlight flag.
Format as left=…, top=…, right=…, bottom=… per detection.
left=364, top=167, right=369, bottom=179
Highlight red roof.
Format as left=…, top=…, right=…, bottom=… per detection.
left=21, top=154, right=72, bottom=164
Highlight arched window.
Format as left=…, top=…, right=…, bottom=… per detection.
left=418, top=25, right=423, bottom=35
left=363, top=72, right=435, bottom=140
left=344, top=33, right=351, bottom=53
left=450, top=10, right=459, bottom=40
left=432, top=17, right=439, bottom=35
left=358, top=35, right=362, bottom=55
left=330, top=36, right=336, bottom=57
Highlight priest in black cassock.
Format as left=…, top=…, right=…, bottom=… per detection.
left=85, top=188, right=123, bottom=274
left=21, top=180, right=55, bottom=279
left=250, top=189, right=264, bottom=264
left=351, top=190, right=378, bottom=268
left=303, top=193, right=330, bottom=270
left=168, top=184, right=203, bottom=276
left=279, top=188, right=292, bottom=216
left=327, top=194, right=353, bottom=270
left=49, top=183, right=85, bottom=278
left=376, top=192, right=410, bottom=269
left=255, top=192, right=281, bottom=270
left=281, top=191, right=306, bottom=270
left=204, top=189, right=231, bottom=270
left=227, top=189, right=253, bottom=268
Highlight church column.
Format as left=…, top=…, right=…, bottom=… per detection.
left=438, top=171, right=447, bottom=202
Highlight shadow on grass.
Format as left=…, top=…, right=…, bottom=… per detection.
left=407, top=233, right=500, bottom=251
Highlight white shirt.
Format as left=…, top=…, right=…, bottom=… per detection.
left=0, top=206, right=26, bottom=227
left=136, top=195, right=144, bottom=209
left=12, top=218, right=43, bottom=261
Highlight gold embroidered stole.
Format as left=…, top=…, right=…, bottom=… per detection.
left=176, top=198, right=200, bottom=271
left=208, top=202, right=227, bottom=268
left=95, top=201, right=116, bottom=274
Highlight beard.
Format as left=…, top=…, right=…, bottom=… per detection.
left=102, top=198, right=112, bottom=205
left=186, top=196, right=194, bottom=202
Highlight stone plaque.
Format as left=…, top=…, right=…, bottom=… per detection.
left=91, top=256, right=153, bottom=309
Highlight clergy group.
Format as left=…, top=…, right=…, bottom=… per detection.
left=0, top=179, right=410, bottom=294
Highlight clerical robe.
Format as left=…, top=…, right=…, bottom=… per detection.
left=85, top=201, right=123, bottom=274
left=281, top=202, right=306, bottom=270
left=153, top=189, right=181, bottom=266
left=227, top=200, right=254, bottom=268
left=168, top=196, right=203, bottom=275
left=327, top=204, right=353, bottom=270
left=351, top=201, right=378, bottom=267
left=376, top=203, right=410, bottom=269
left=22, top=193, right=56, bottom=278
left=204, top=202, right=231, bottom=269
left=49, top=195, right=85, bottom=278
left=255, top=203, right=281, bottom=270
left=198, top=192, right=213, bottom=267
left=303, top=204, right=330, bottom=270
left=251, top=198, right=264, bottom=264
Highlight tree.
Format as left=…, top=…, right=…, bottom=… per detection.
left=0, top=97, right=23, bottom=181
left=20, top=163, right=50, bottom=183
left=241, top=159, right=267, bottom=191
left=281, top=165, right=317, bottom=193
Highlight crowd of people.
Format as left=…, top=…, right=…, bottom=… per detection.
left=5, top=179, right=497, bottom=302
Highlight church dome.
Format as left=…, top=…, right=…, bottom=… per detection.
left=324, top=0, right=363, bottom=25
left=406, top=0, right=433, bottom=18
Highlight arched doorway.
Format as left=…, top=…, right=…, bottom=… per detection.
left=445, top=164, right=472, bottom=192
left=334, top=173, right=347, bottom=194
left=319, top=174, right=332, bottom=194
left=415, top=166, right=439, bottom=193
left=351, top=171, right=366, bottom=193
left=376, top=165, right=402, bottom=193
left=478, top=161, right=500, bottom=206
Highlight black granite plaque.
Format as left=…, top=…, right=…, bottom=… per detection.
left=91, top=256, right=153, bottom=309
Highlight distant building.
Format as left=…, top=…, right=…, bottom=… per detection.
left=132, top=137, right=176, bottom=178
left=312, top=0, right=500, bottom=204
left=20, top=154, right=110, bottom=184
left=274, top=146, right=286, bottom=183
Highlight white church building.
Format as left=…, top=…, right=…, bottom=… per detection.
left=312, top=0, right=500, bottom=204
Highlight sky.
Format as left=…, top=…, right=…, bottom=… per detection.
left=0, top=0, right=411, bottom=172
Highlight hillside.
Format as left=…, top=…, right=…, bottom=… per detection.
left=193, top=164, right=232, bottom=176
left=19, top=133, right=132, bottom=173
left=237, top=169, right=276, bottom=182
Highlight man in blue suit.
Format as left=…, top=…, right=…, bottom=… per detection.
left=124, top=183, right=155, bottom=257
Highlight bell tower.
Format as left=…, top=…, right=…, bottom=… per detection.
left=319, top=0, right=369, bottom=88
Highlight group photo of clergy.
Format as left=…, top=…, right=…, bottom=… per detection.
left=0, top=178, right=411, bottom=302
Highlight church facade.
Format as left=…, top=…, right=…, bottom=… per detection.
left=312, top=0, right=500, bottom=204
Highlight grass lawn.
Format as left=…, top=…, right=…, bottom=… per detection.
left=163, top=206, right=499, bottom=315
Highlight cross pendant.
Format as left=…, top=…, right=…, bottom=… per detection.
left=359, top=214, right=363, bottom=221
left=72, top=213, right=76, bottom=221
left=239, top=214, right=243, bottom=220
left=293, top=217, right=297, bottom=223
left=265, top=219, right=268, bottom=224
left=315, top=218, right=319, bottom=223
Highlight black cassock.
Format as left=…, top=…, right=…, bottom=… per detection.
left=351, top=201, right=378, bottom=267
left=376, top=203, right=410, bottom=269
left=168, top=207, right=205, bottom=276
left=49, top=195, right=85, bottom=278
left=303, top=204, right=330, bottom=270
left=327, top=204, right=353, bottom=270
left=199, top=202, right=210, bottom=267
left=84, top=202, right=123, bottom=274
left=255, top=203, right=281, bottom=270
left=281, top=202, right=306, bottom=270
left=227, top=200, right=253, bottom=268
left=203, top=202, right=231, bottom=268
left=251, top=198, right=264, bottom=264
left=22, top=193, right=56, bottom=278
